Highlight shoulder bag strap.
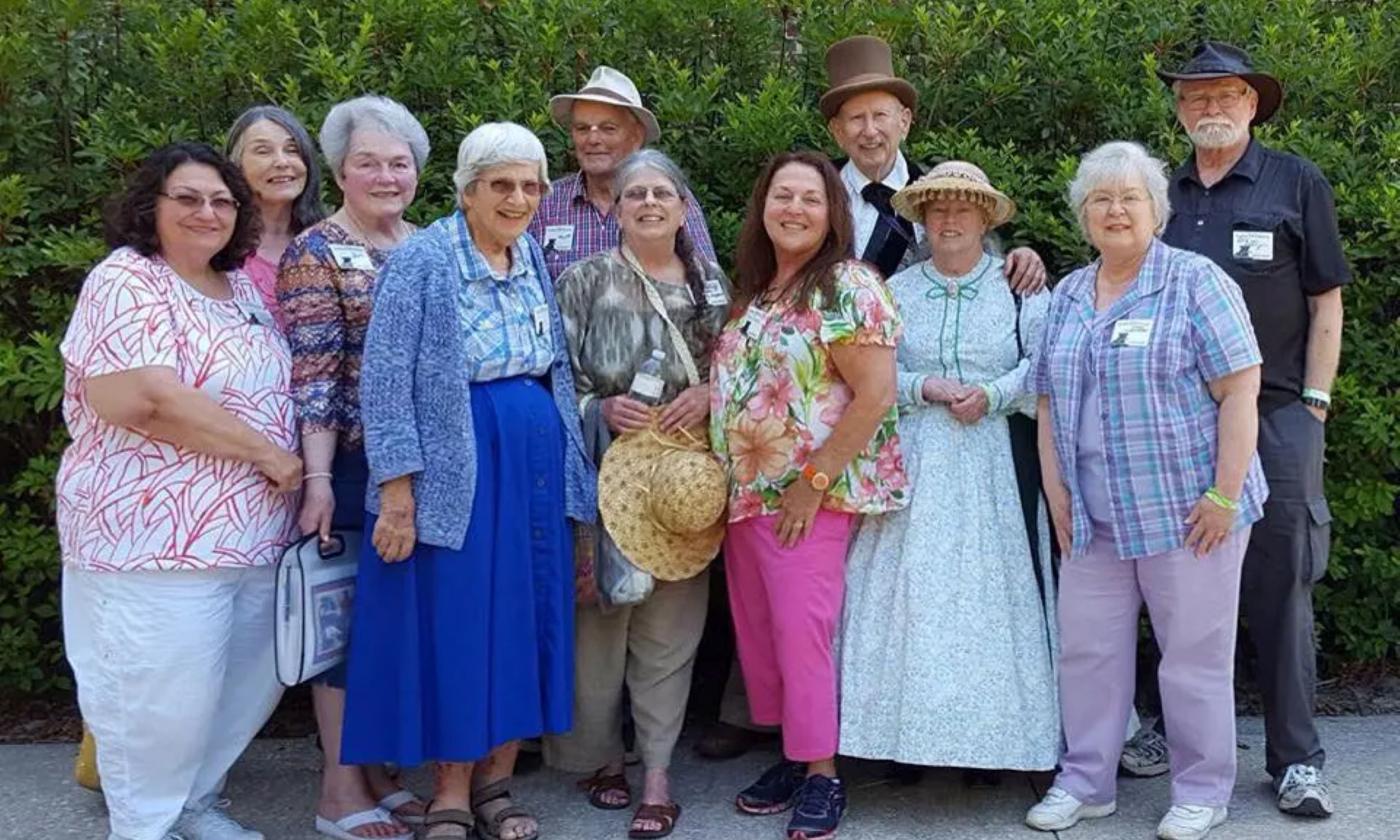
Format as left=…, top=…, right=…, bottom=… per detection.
left=618, top=246, right=701, bottom=387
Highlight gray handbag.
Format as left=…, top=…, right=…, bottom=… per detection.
left=274, top=531, right=359, bottom=686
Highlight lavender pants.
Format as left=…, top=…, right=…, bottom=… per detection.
left=1054, top=527, right=1250, bottom=808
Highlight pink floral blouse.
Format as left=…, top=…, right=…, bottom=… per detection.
left=57, top=247, right=298, bottom=572
left=710, top=260, right=909, bottom=523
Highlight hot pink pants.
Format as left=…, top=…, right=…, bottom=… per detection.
left=724, top=509, right=854, bottom=762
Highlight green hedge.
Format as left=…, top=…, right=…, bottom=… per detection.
left=0, top=0, right=1396, bottom=693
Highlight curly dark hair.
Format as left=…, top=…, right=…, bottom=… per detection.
left=733, top=150, right=854, bottom=312
left=103, top=142, right=261, bottom=272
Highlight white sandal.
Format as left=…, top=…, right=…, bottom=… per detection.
left=377, top=790, right=427, bottom=825
left=315, top=807, right=413, bottom=840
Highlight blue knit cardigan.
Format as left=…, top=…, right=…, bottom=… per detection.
left=359, top=210, right=597, bottom=550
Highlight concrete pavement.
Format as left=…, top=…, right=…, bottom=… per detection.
left=6, top=716, right=1397, bottom=839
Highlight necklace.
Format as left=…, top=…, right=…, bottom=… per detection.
left=337, top=207, right=409, bottom=250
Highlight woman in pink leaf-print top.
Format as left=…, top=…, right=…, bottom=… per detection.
left=56, top=143, right=301, bottom=840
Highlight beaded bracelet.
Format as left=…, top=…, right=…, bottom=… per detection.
left=1204, top=486, right=1238, bottom=511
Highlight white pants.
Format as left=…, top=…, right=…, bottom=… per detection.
left=63, top=565, right=284, bottom=840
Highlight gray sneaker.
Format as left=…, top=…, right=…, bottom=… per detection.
left=173, top=806, right=264, bottom=840
left=1120, top=726, right=1171, bottom=777
left=1275, top=764, right=1334, bottom=817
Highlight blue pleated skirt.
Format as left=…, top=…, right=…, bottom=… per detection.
left=340, top=376, right=574, bottom=765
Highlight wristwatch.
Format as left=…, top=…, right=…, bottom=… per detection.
left=1301, top=388, right=1331, bottom=410
left=800, top=463, right=831, bottom=491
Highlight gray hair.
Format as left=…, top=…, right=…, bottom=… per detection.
left=452, top=122, right=551, bottom=196
left=1067, top=141, right=1171, bottom=238
left=611, top=148, right=690, bottom=204
left=225, top=104, right=326, bottom=234
left=319, top=95, right=430, bottom=176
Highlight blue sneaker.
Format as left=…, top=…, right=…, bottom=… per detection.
left=736, top=760, right=806, bottom=815
left=786, top=774, right=846, bottom=840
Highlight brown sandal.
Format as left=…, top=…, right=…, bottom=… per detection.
left=577, top=768, right=631, bottom=810
left=628, top=802, right=681, bottom=839
left=422, top=804, right=474, bottom=839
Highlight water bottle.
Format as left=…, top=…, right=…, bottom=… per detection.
left=628, top=349, right=667, bottom=406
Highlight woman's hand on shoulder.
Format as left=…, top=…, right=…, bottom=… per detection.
left=372, top=475, right=416, bottom=562
left=658, top=384, right=709, bottom=433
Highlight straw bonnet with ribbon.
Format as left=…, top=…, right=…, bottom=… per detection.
left=549, top=65, right=661, bottom=143
left=597, top=424, right=727, bottom=581
left=1155, top=41, right=1283, bottom=125
left=819, top=35, right=918, bottom=120
left=891, top=161, right=1017, bottom=228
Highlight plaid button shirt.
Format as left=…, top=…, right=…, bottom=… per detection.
left=448, top=211, right=555, bottom=381
left=527, top=171, right=717, bottom=280
left=1034, top=238, right=1268, bottom=559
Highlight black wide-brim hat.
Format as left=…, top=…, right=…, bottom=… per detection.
left=1156, top=41, right=1283, bottom=124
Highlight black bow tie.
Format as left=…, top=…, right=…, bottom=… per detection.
left=861, top=181, right=898, bottom=212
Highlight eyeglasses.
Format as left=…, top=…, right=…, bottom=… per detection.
left=1086, top=191, right=1150, bottom=212
left=1177, top=88, right=1251, bottom=112
left=481, top=177, right=544, bottom=197
left=620, top=185, right=679, bottom=203
left=571, top=121, right=624, bottom=138
left=159, top=191, right=240, bottom=214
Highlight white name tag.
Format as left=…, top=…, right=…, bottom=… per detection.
left=704, top=278, right=729, bottom=306
left=543, top=225, right=575, bottom=253
left=328, top=243, right=375, bottom=271
left=1110, top=318, right=1153, bottom=348
left=531, top=304, right=550, bottom=336
left=1232, top=230, right=1274, bottom=261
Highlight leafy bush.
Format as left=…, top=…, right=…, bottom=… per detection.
left=0, top=0, right=1395, bottom=693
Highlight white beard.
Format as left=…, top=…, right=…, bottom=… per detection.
left=1189, top=121, right=1247, bottom=150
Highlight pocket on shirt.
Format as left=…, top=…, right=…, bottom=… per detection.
left=1229, top=212, right=1294, bottom=277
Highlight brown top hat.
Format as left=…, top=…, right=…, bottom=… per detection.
left=819, top=35, right=918, bottom=120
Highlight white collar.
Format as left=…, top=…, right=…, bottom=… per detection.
left=841, top=151, right=911, bottom=196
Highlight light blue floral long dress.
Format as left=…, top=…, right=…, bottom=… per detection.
left=838, top=252, right=1060, bottom=770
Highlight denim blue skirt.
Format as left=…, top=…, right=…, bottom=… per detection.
left=340, top=376, right=574, bottom=765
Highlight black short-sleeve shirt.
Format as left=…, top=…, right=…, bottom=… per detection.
left=1164, top=140, right=1350, bottom=413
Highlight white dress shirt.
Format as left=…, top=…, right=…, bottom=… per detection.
left=840, top=152, right=925, bottom=258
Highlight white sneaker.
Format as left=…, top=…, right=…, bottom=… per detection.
left=1275, top=763, right=1335, bottom=817
left=1156, top=804, right=1227, bottom=839
left=173, top=807, right=264, bottom=840
left=1025, top=786, right=1117, bottom=831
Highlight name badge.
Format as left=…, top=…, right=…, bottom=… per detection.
left=1110, top=318, right=1153, bottom=348
left=531, top=304, right=550, bottom=336
left=1232, top=230, right=1274, bottom=261
left=542, top=225, right=575, bottom=253
left=328, top=243, right=375, bottom=271
left=703, top=278, right=729, bottom=306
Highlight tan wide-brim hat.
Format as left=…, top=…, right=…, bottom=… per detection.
left=818, top=35, right=918, bottom=121
left=549, top=65, right=661, bottom=143
left=597, top=424, right=726, bottom=581
left=891, top=161, right=1017, bottom=228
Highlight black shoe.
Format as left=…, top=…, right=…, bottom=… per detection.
left=961, top=768, right=1002, bottom=789
left=786, top=774, right=846, bottom=840
left=736, top=760, right=806, bottom=815
left=885, top=762, right=924, bottom=786
left=695, top=721, right=776, bottom=760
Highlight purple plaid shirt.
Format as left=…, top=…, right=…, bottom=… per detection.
left=527, top=171, right=717, bottom=280
left=1034, top=238, right=1268, bottom=559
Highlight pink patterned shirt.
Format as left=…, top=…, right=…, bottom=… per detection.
left=57, top=247, right=298, bottom=572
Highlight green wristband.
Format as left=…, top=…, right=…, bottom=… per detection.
left=1204, top=487, right=1239, bottom=511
